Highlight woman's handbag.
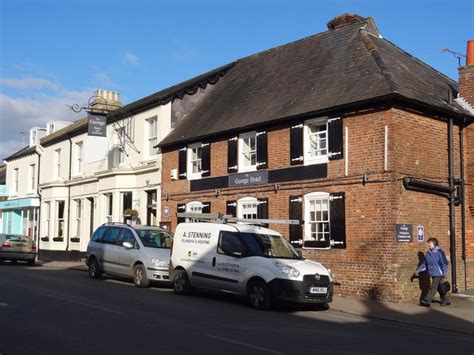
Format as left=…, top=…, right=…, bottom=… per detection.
left=440, top=278, right=451, bottom=294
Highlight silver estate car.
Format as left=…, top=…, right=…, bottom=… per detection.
left=85, top=223, right=173, bottom=287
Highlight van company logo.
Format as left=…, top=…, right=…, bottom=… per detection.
left=315, top=273, right=321, bottom=281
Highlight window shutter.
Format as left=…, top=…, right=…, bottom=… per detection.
left=202, top=202, right=211, bottom=214
left=257, top=198, right=269, bottom=227
left=328, top=117, right=343, bottom=160
left=289, top=196, right=303, bottom=247
left=226, top=200, right=237, bottom=217
left=290, top=124, right=304, bottom=165
left=330, top=192, right=346, bottom=249
left=201, top=143, right=211, bottom=177
left=178, top=147, right=187, bottom=179
left=227, top=137, right=238, bottom=173
left=256, top=131, right=268, bottom=170
left=177, top=203, right=186, bottom=225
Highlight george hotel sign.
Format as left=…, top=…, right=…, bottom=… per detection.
left=88, top=113, right=107, bottom=137
left=228, top=171, right=268, bottom=187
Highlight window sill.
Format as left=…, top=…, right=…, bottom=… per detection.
left=187, top=173, right=203, bottom=181
left=303, top=158, right=328, bottom=166
left=237, top=166, right=257, bottom=173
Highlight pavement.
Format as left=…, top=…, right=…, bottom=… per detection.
left=2, top=262, right=474, bottom=355
left=39, top=260, right=474, bottom=335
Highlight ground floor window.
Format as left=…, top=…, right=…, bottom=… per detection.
left=44, top=202, right=50, bottom=238
left=238, top=197, right=258, bottom=220
left=75, top=199, right=82, bottom=237
left=304, top=192, right=330, bottom=247
left=56, top=200, right=65, bottom=240
left=122, top=191, right=133, bottom=224
left=105, top=193, right=113, bottom=223
left=186, top=201, right=204, bottom=222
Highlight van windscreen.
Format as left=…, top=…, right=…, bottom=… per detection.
left=241, top=233, right=301, bottom=259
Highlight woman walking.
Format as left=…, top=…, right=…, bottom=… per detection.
left=414, top=238, right=450, bottom=307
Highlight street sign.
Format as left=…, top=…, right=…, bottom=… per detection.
left=417, top=224, right=424, bottom=242
left=396, top=224, right=413, bottom=243
left=0, top=185, right=9, bottom=196
left=88, top=113, right=107, bottom=137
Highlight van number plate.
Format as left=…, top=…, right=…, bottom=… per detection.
left=308, top=287, right=327, bottom=294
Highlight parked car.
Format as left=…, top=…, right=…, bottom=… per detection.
left=0, top=234, right=37, bottom=265
left=170, top=222, right=333, bottom=310
left=86, top=223, right=173, bottom=287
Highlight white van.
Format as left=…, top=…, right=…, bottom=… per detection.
left=170, top=222, right=333, bottom=309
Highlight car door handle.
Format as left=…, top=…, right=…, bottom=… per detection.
left=212, top=257, right=216, bottom=267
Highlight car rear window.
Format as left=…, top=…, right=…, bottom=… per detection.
left=136, top=230, right=173, bottom=249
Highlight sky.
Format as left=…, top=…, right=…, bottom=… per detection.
left=0, top=0, right=473, bottom=161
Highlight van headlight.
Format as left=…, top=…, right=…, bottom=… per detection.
left=273, top=261, right=300, bottom=278
left=151, top=258, right=168, bottom=267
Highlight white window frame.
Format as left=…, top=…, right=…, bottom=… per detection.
left=56, top=200, right=65, bottom=240
left=105, top=193, right=113, bottom=223
left=55, top=149, right=61, bottom=179
left=29, top=164, right=36, bottom=192
left=147, top=116, right=159, bottom=157
left=75, top=141, right=83, bottom=175
left=44, top=201, right=50, bottom=238
left=304, top=118, right=328, bottom=166
left=185, top=201, right=204, bottom=222
left=12, top=168, right=19, bottom=194
left=238, top=131, right=257, bottom=173
left=303, top=192, right=330, bottom=249
left=187, top=142, right=203, bottom=180
left=237, top=196, right=258, bottom=220
left=75, top=199, right=82, bottom=238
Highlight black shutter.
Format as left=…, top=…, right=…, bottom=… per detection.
left=226, top=200, right=237, bottom=217
left=178, top=147, right=187, bottom=179
left=177, top=203, right=186, bottom=224
left=227, top=137, right=238, bottom=173
left=330, top=192, right=346, bottom=249
left=201, top=143, right=211, bottom=177
left=256, top=131, right=268, bottom=170
left=202, top=202, right=211, bottom=214
left=290, top=123, right=304, bottom=165
left=257, top=198, right=269, bottom=227
left=289, top=196, right=303, bottom=247
left=328, top=117, right=343, bottom=160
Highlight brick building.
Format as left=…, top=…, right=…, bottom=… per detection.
left=158, top=14, right=474, bottom=301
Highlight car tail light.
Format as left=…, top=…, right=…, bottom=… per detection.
left=31, top=243, right=37, bottom=251
left=1, top=240, right=10, bottom=248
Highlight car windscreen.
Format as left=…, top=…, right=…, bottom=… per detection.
left=6, top=235, right=30, bottom=242
left=135, top=230, right=173, bottom=249
left=241, top=233, right=301, bottom=259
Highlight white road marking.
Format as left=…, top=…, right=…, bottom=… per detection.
left=0, top=302, right=8, bottom=307
left=206, top=334, right=284, bottom=355
left=30, top=291, right=122, bottom=315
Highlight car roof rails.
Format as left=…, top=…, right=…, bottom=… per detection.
left=176, top=212, right=300, bottom=226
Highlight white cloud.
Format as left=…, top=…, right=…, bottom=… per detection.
left=122, top=52, right=140, bottom=66
left=0, top=76, right=61, bottom=91
left=0, top=88, right=93, bottom=161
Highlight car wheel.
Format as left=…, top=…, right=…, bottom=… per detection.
left=133, top=264, right=149, bottom=288
left=10, top=259, right=17, bottom=265
left=27, top=259, right=35, bottom=266
left=88, top=257, right=102, bottom=279
left=247, top=279, right=271, bottom=310
left=173, top=269, right=191, bottom=295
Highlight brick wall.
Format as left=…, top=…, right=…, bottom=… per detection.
left=161, top=107, right=473, bottom=301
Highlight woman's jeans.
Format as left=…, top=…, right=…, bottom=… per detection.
left=425, top=276, right=448, bottom=303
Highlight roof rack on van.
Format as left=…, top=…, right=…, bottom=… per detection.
left=177, top=212, right=300, bottom=226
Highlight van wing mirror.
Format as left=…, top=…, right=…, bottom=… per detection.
left=123, top=241, right=134, bottom=250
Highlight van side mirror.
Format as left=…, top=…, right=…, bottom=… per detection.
left=123, top=241, right=134, bottom=250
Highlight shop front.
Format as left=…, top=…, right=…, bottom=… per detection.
left=0, top=198, right=40, bottom=240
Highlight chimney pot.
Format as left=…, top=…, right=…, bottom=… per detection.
left=327, top=13, right=365, bottom=30
left=466, top=40, right=474, bottom=66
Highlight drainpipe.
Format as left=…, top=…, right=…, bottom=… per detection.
left=459, top=124, right=467, bottom=291
left=35, top=148, right=42, bottom=258
left=448, top=118, right=458, bottom=293
left=66, top=137, right=72, bottom=255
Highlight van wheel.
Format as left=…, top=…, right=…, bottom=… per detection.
left=247, top=280, right=271, bottom=310
left=88, top=257, right=102, bottom=279
left=133, top=264, right=149, bottom=288
left=173, top=270, right=191, bottom=295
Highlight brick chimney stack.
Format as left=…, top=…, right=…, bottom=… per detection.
left=327, top=13, right=365, bottom=30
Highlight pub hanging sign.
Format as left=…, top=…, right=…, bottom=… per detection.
left=87, top=113, right=107, bottom=137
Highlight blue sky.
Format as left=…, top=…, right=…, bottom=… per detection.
left=0, top=0, right=473, bottom=160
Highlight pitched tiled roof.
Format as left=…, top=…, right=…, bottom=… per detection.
left=159, top=17, right=472, bottom=147
left=3, top=145, right=36, bottom=162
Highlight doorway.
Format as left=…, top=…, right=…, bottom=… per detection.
left=146, top=190, right=157, bottom=226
